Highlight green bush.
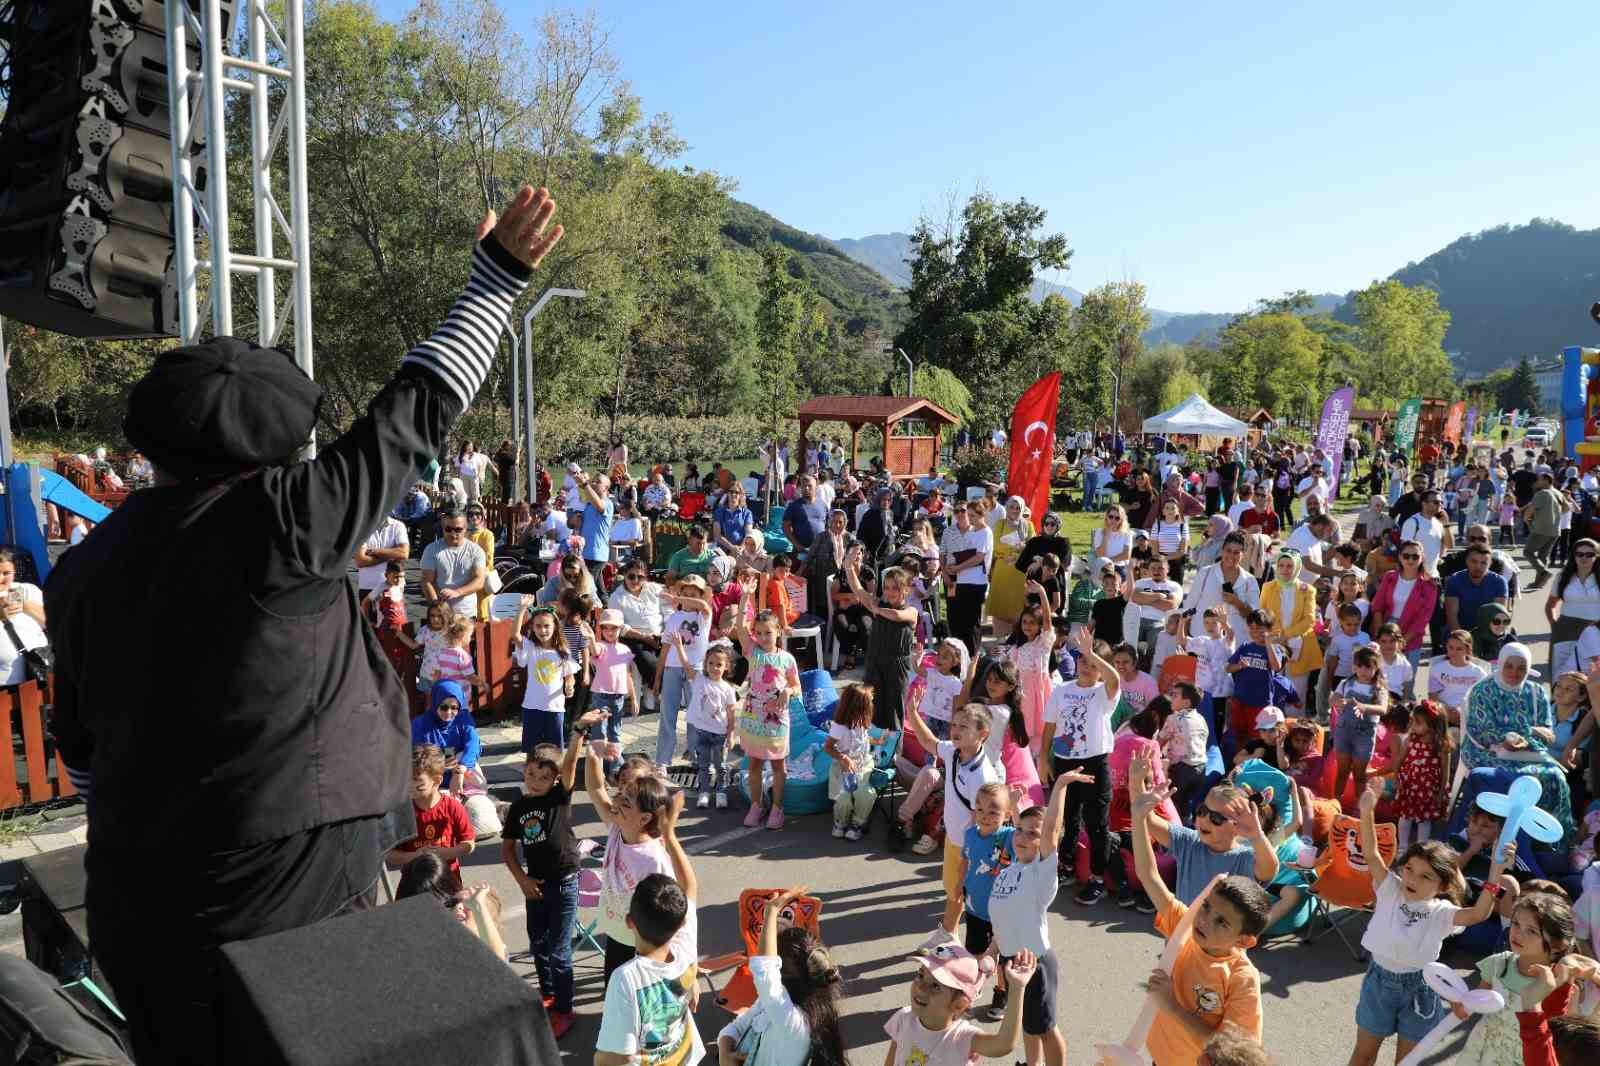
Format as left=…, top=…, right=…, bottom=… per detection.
left=948, top=445, right=1006, bottom=486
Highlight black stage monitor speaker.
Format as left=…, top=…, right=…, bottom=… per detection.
left=218, top=896, right=557, bottom=1066
left=0, top=0, right=234, bottom=338
left=17, top=844, right=112, bottom=1000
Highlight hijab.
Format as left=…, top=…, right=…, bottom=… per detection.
left=1494, top=641, right=1534, bottom=694
left=411, top=679, right=479, bottom=785
left=1472, top=602, right=1513, bottom=662
left=1274, top=549, right=1302, bottom=587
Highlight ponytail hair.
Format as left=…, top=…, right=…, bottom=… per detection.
left=776, top=927, right=849, bottom=1066
left=980, top=659, right=1028, bottom=747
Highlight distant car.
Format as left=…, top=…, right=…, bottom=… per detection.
left=1524, top=426, right=1552, bottom=446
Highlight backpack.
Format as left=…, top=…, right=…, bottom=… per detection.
left=0, top=957, right=132, bottom=1064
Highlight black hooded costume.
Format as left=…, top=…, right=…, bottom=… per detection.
left=44, top=236, right=531, bottom=1063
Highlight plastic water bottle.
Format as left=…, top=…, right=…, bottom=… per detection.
left=842, top=771, right=858, bottom=793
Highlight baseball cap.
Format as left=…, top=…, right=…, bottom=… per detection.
left=677, top=574, right=709, bottom=592
left=597, top=609, right=624, bottom=628
left=1255, top=707, right=1285, bottom=731
left=912, top=943, right=989, bottom=1002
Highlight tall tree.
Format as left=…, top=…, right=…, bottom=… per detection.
left=1498, top=357, right=1540, bottom=413
left=1348, top=279, right=1454, bottom=405
left=896, top=193, right=1072, bottom=428
left=1067, top=282, right=1150, bottom=429
left=754, top=244, right=804, bottom=497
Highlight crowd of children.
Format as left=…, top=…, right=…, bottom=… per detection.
left=382, top=441, right=1600, bottom=1066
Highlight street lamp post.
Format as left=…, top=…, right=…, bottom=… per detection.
left=521, top=288, right=586, bottom=507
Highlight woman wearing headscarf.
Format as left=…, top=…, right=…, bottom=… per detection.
left=1189, top=514, right=1233, bottom=571
left=410, top=679, right=500, bottom=834
left=1258, top=550, right=1323, bottom=709
left=1471, top=602, right=1516, bottom=663
left=805, top=509, right=852, bottom=627
left=1369, top=539, right=1439, bottom=696
left=1157, top=471, right=1205, bottom=522
left=1462, top=643, right=1577, bottom=842
left=984, top=496, right=1035, bottom=638
left=1016, top=511, right=1071, bottom=611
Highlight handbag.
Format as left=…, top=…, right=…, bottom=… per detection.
left=0, top=614, right=50, bottom=685
left=485, top=568, right=504, bottom=594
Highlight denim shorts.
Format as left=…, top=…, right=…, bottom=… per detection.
left=1355, top=959, right=1440, bottom=1043
left=1334, top=714, right=1377, bottom=762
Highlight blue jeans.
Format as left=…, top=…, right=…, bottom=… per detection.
left=525, top=873, right=579, bottom=1014
left=656, top=666, right=687, bottom=765
left=686, top=724, right=729, bottom=795
left=588, top=692, right=626, bottom=775
left=522, top=708, right=564, bottom=753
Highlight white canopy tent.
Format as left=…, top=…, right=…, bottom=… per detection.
left=1142, top=394, right=1250, bottom=438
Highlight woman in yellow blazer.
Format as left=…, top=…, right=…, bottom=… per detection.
left=1258, top=549, right=1322, bottom=710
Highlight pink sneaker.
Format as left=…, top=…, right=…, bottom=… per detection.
left=766, top=806, right=785, bottom=830
left=743, top=802, right=765, bottom=828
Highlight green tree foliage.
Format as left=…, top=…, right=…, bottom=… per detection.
left=1066, top=282, right=1150, bottom=427
left=896, top=194, right=1073, bottom=428
left=911, top=365, right=974, bottom=427
left=754, top=245, right=803, bottom=431
left=1127, top=344, right=1204, bottom=417
left=1347, top=280, right=1454, bottom=405
left=1497, top=357, right=1541, bottom=413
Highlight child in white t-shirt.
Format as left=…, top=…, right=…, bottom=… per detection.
left=1427, top=629, right=1489, bottom=725
left=716, top=887, right=846, bottom=1066
left=896, top=639, right=970, bottom=853
left=1182, top=607, right=1236, bottom=704
left=1375, top=623, right=1416, bottom=699
left=595, top=792, right=703, bottom=1066
left=824, top=683, right=883, bottom=842
left=511, top=601, right=578, bottom=753
left=675, top=638, right=738, bottom=809
left=1036, top=631, right=1122, bottom=905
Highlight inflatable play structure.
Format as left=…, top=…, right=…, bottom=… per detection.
left=1560, top=344, right=1600, bottom=468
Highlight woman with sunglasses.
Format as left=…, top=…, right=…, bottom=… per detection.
left=1017, top=512, right=1072, bottom=609
left=1118, top=468, right=1157, bottom=530
left=609, top=560, right=664, bottom=700
left=1368, top=539, right=1439, bottom=698
left=1091, top=505, right=1133, bottom=568
left=1545, top=536, right=1600, bottom=675
left=1237, top=486, right=1279, bottom=538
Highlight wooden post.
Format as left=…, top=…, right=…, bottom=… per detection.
left=849, top=424, right=860, bottom=471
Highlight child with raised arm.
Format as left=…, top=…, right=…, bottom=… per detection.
left=987, top=772, right=1090, bottom=1066
left=657, top=575, right=715, bottom=769
left=1036, top=629, right=1121, bottom=905
left=500, top=719, right=600, bottom=1039
left=716, top=886, right=847, bottom=1066
left=732, top=586, right=804, bottom=830
left=884, top=945, right=1038, bottom=1066
left=511, top=598, right=579, bottom=752
left=1128, top=753, right=1269, bottom=1066
left=1346, top=781, right=1513, bottom=1066
left=1331, top=645, right=1390, bottom=804
left=1139, top=775, right=1279, bottom=906
left=905, top=696, right=1001, bottom=948
left=673, top=635, right=738, bottom=811
left=595, top=790, right=702, bottom=1066
left=845, top=549, right=919, bottom=731
left=584, top=740, right=677, bottom=981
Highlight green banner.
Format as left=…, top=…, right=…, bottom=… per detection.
left=1395, top=398, right=1422, bottom=454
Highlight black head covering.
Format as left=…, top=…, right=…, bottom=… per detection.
left=124, top=337, right=322, bottom=480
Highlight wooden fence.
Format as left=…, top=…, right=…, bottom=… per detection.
left=0, top=680, right=74, bottom=810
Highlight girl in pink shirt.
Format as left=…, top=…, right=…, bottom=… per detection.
left=587, top=610, right=638, bottom=775
left=966, top=658, right=1044, bottom=808
left=999, top=594, right=1056, bottom=754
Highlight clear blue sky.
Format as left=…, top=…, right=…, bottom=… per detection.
left=376, top=0, right=1598, bottom=312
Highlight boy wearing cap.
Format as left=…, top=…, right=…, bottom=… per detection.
left=886, top=945, right=1037, bottom=1066
left=588, top=609, right=638, bottom=776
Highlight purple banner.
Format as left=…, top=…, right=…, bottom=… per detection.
left=1315, top=386, right=1356, bottom=489
left=1464, top=405, right=1478, bottom=445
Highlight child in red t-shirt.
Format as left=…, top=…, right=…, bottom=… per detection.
left=388, top=744, right=476, bottom=884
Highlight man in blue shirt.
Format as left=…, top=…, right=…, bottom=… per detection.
left=1444, top=544, right=1509, bottom=632
left=782, top=474, right=828, bottom=553
left=574, top=470, right=614, bottom=582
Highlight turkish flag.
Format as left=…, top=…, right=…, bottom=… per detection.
left=1005, top=372, right=1062, bottom=527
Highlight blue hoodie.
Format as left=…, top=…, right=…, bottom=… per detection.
left=411, top=679, right=480, bottom=789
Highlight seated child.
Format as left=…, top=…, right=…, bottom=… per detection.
left=595, top=793, right=702, bottom=1066
left=387, top=744, right=476, bottom=884
left=825, top=683, right=882, bottom=842
left=884, top=946, right=1037, bottom=1066
left=716, top=887, right=847, bottom=1066
left=1129, top=756, right=1270, bottom=1065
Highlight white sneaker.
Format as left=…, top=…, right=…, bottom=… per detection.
left=917, top=926, right=954, bottom=951
left=912, top=833, right=939, bottom=855
left=844, top=825, right=862, bottom=841
left=714, top=792, right=729, bottom=809
left=831, top=823, right=847, bottom=839
left=696, top=792, right=711, bottom=809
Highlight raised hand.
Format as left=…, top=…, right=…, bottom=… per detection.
left=1004, top=949, right=1037, bottom=985
left=479, top=185, right=564, bottom=269
left=1358, top=780, right=1380, bottom=814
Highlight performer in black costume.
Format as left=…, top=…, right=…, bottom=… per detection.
left=45, top=187, right=563, bottom=1064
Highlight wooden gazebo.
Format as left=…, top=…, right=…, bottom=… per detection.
left=797, top=396, right=959, bottom=478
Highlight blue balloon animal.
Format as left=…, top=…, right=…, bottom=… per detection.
left=1475, top=774, right=1563, bottom=856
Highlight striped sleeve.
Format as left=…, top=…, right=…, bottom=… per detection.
left=64, top=763, right=92, bottom=802
left=401, top=238, right=532, bottom=410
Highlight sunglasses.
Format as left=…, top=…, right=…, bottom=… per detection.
left=443, top=525, right=467, bottom=533
left=1491, top=617, right=1510, bottom=626
left=1400, top=553, right=1422, bottom=560
left=1578, top=552, right=1597, bottom=560
left=1196, top=805, right=1231, bottom=827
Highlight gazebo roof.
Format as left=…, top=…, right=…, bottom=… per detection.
left=796, top=395, right=959, bottom=427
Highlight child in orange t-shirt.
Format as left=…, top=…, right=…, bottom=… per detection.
left=1129, top=752, right=1268, bottom=1066
left=760, top=554, right=802, bottom=631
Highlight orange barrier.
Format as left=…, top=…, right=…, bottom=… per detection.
left=377, top=617, right=523, bottom=722
left=0, top=680, right=75, bottom=810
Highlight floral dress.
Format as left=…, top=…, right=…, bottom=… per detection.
left=1456, top=952, right=1539, bottom=1066
left=1394, top=738, right=1445, bottom=821
left=738, top=647, right=800, bottom=760
left=1462, top=678, right=1576, bottom=843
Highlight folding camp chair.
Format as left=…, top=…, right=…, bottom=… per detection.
left=698, top=889, right=824, bottom=1014
left=858, top=726, right=903, bottom=834
left=1304, top=813, right=1397, bottom=958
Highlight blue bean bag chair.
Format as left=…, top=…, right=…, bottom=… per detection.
left=801, top=669, right=839, bottom=730
left=739, top=696, right=833, bottom=815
